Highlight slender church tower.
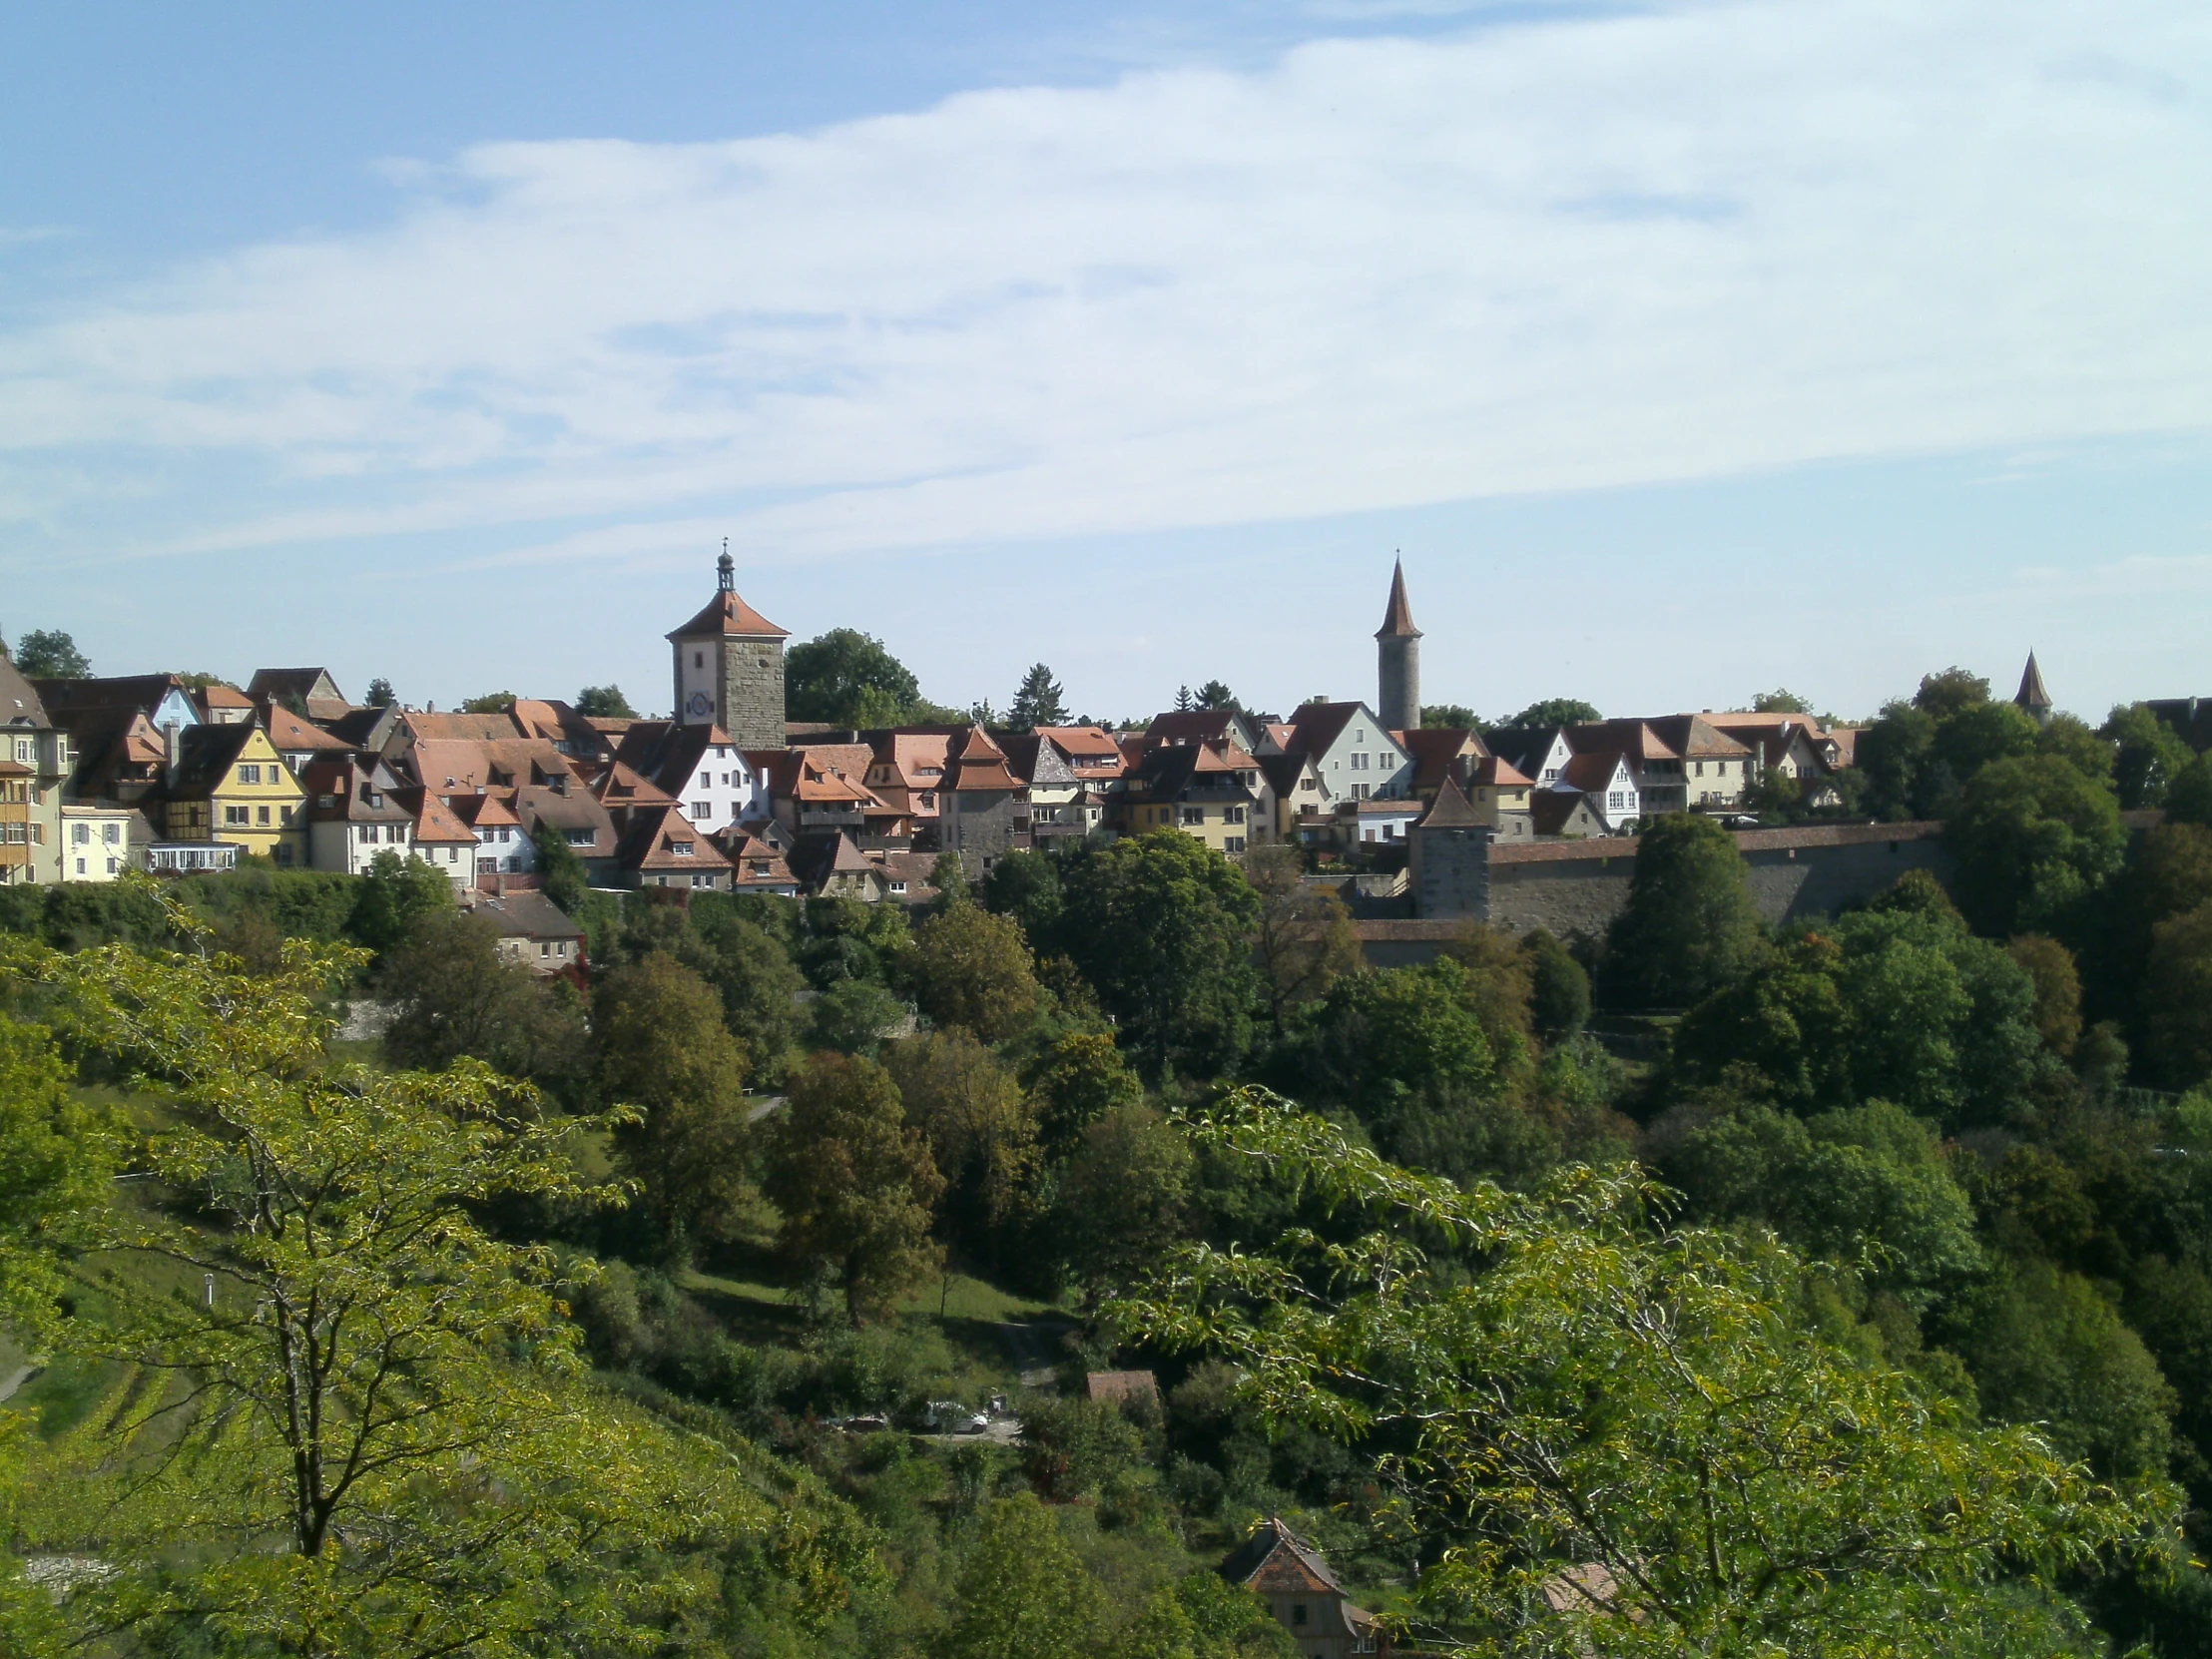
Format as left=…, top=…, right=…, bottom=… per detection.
left=1376, top=558, right=1422, bottom=733
left=667, top=547, right=790, bottom=750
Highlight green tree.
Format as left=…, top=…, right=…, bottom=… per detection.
left=594, top=952, right=754, bottom=1258
left=1245, top=841, right=1360, bottom=1032
left=1522, top=927, right=1591, bottom=1040
left=460, top=691, right=518, bottom=713
left=4, top=917, right=836, bottom=1658
left=532, top=820, right=592, bottom=912
left=364, top=676, right=396, bottom=707
left=1855, top=700, right=1937, bottom=821
left=574, top=683, right=637, bottom=719
left=941, top=1493, right=1104, bottom=1659
left=1053, top=1103, right=1193, bottom=1297
left=377, top=908, right=588, bottom=1086
left=763, top=1052, right=944, bottom=1321
left=1193, top=679, right=1240, bottom=712
left=1007, top=663, right=1069, bottom=732
left=1751, top=688, right=1813, bottom=713
left=0, top=1018, right=111, bottom=1339
left=1117, top=1089, right=2170, bottom=1657
left=982, top=848, right=1064, bottom=948
left=883, top=1030, right=1040, bottom=1258
left=1421, top=703, right=1480, bottom=730
left=2144, top=903, right=2212, bottom=1089
left=1952, top=1258, right=2178, bottom=1480
left=809, top=977, right=907, bottom=1057
left=2167, top=751, right=2212, bottom=828
left=1930, top=699, right=2039, bottom=785
left=2004, top=933, right=2083, bottom=1059
left=686, top=900, right=808, bottom=1067
left=1913, top=665, right=1991, bottom=721
left=1602, top=814, right=1767, bottom=1009
left=1025, top=1029, right=1144, bottom=1156
left=347, top=846, right=455, bottom=954
left=906, top=902, right=1040, bottom=1041
left=785, top=628, right=923, bottom=726
left=1315, top=957, right=1497, bottom=1118
left=10, top=629, right=90, bottom=679
left=1499, top=697, right=1600, bottom=731
left=1946, top=754, right=2125, bottom=936
left=1059, top=829, right=1261, bottom=1076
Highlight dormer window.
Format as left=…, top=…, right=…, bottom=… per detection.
left=671, top=841, right=695, bottom=856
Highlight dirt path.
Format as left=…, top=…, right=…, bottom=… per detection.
left=992, top=1320, right=1075, bottom=1390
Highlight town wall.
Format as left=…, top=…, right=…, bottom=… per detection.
left=1398, top=820, right=1954, bottom=950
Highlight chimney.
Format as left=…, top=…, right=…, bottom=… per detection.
left=162, top=721, right=183, bottom=784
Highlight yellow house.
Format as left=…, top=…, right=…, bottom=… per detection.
left=150, top=724, right=307, bottom=865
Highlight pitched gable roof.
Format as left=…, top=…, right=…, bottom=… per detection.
left=1219, top=1518, right=1344, bottom=1596
left=667, top=587, right=789, bottom=641
left=261, top=703, right=351, bottom=755
left=157, top=723, right=262, bottom=799
left=0, top=657, right=50, bottom=728
left=1417, top=777, right=1483, bottom=828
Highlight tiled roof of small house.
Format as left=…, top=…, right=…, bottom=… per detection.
left=587, top=760, right=676, bottom=808
left=666, top=587, right=788, bottom=641
left=461, top=888, right=583, bottom=943
left=722, top=832, right=799, bottom=889
left=1032, top=726, right=1124, bottom=773
left=0, top=657, right=51, bottom=728
left=195, top=683, right=254, bottom=714
left=1416, top=777, right=1483, bottom=829
left=448, top=793, right=522, bottom=830
left=944, top=727, right=1020, bottom=794
left=1558, top=750, right=1630, bottom=793
left=1531, top=792, right=1606, bottom=836
left=1471, top=754, right=1533, bottom=788
left=1219, top=1518, right=1343, bottom=1596
left=260, top=703, right=352, bottom=755
left=615, top=804, right=734, bottom=872
left=398, top=787, right=478, bottom=845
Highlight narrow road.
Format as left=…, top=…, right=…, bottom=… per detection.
left=992, top=1320, right=1075, bottom=1390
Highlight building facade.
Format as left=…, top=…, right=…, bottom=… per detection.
left=668, top=550, right=789, bottom=751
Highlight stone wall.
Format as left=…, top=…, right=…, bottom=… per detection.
left=1410, top=820, right=1954, bottom=943
left=721, top=638, right=787, bottom=751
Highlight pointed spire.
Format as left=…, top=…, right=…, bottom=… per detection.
left=2015, top=651, right=2052, bottom=717
left=1377, top=556, right=1420, bottom=639
left=1417, top=776, right=1481, bottom=829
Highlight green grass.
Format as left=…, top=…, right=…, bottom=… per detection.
left=11, top=1354, right=124, bottom=1439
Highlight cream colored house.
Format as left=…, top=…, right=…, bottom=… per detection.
left=61, top=805, right=141, bottom=880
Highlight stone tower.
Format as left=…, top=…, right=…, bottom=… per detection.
left=666, top=549, right=790, bottom=750
left=1376, top=557, right=1421, bottom=733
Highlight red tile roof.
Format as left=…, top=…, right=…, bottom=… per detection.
left=667, top=588, right=789, bottom=641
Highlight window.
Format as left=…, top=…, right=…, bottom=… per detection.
left=1354, top=782, right=1371, bottom=800
left=1291, top=1605, right=1309, bottom=1626
left=225, top=805, right=251, bottom=827
left=1226, top=807, right=1245, bottom=825
left=671, top=841, right=695, bottom=855
left=564, top=829, right=594, bottom=845
left=1225, top=835, right=1245, bottom=852
left=699, top=772, right=712, bottom=788
left=280, top=806, right=294, bottom=826
left=1608, top=791, right=1625, bottom=809
left=1181, top=807, right=1204, bottom=825
left=106, top=857, right=119, bottom=874
left=71, top=824, right=88, bottom=845
left=694, top=652, right=705, bottom=668
left=239, top=764, right=261, bottom=784
left=74, top=857, right=84, bottom=875
left=257, top=805, right=271, bottom=826
left=1351, top=752, right=1369, bottom=770
left=692, top=802, right=712, bottom=819
left=889, top=879, right=906, bottom=893
left=539, top=942, right=551, bottom=957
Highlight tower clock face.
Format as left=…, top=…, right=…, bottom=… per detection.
left=687, top=691, right=713, bottom=718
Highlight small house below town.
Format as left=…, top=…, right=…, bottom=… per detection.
left=1218, top=1518, right=1386, bottom=1658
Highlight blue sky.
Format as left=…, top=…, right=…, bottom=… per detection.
left=4, top=1, right=2209, bottom=726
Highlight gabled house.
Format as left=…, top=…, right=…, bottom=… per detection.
left=609, top=721, right=768, bottom=832
left=1031, top=725, right=1127, bottom=792
left=1219, top=1519, right=1387, bottom=1658
left=1485, top=727, right=1576, bottom=792
left=247, top=668, right=351, bottom=725
left=193, top=683, right=255, bottom=725
left=1553, top=751, right=1641, bottom=833
left=1259, top=751, right=1327, bottom=842
left=612, top=803, right=736, bottom=892
left=60, top=803, right=145, bottom=881
left=997, top=731, right=1092, bottom=843
left=1702, top=713, right=1840, bottom=807
left=1116, top=740, right=1267, bottom=855
left=1145, top=708, right=1266, bottom=756
left=859, top=729, right=955, bottom=846
left=300, top=755, right=420, bottom=876
left=585, top=760, right=676, bottom=814
left=0, top=657, right=67, bottom=882
left=718, top=830, right=802, bottom=897
left=143, top=724, right=307, bottom=865
left=760, top=746, right=881, bottom=840
left=788, top=830, right=891, bottom=901
left=936, top=727, right=1024, bottom=875
left=35, top=674, right=202, bottom=741
left=459, top=887, right=585, bottom=977
left=56, top=709, right=166, bottom=806
left=1280, top=702, right=1412, bottom=805
left=260, top=702, right=355, bottom=777
left=450, top=793, right=527, bottom=881
left=395, top=788, right=480, bottom=890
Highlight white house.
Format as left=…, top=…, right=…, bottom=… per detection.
left=60, top=804, right=141, bottom=881
left=1280, top=701, right=1413, bottom=805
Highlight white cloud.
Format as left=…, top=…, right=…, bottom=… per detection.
left=3, top=0, right=2210, bottom=567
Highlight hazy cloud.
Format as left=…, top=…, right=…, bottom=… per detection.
left=3, top=0, right=2209, bottom=567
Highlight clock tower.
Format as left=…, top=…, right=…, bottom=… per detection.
left=667, top=548, right=790, bottom=749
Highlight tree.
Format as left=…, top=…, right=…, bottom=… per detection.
left=1025, top=1029, right=1144, bottom=1156
left=763, top=1052, right=944, bottom=1320
left=685, top=900, right=808, bottom=1068
left=1193, top=679, right=1240, bottom=712
left=1058, top=829, right=1261, bottom=1076
left=594, top=952, right=754, bottom=1258
left=532, top=820, right=591, bottom=912
left=1522, top=927, right=1590, bottom=1040
left=377, top=909, right=589, bottom=1087
left=461, top=691, right=518, bottom=713
left=1930, top=699, right=2039, bottom=784
left=941, top=1494, right=1104, bottom=1659
left=2144, top=904, right=2212, bottom=1089
left=1053, top=1103, right=1193, bottom=1296
left=1913, top=665, right=1991, bottom=721
left=1422, top=704, right=1480, bottom=730
left=0, top=1018, right=111, bottom=1339
left=1855, top=701, right=1937, bottom=821
left=1751, top=688, right=1813, bottom=714
left=785, top=628, right=922, bottom=727
left=574, top=684, right=638, bottom=719
left=4, top=917, right=831, bottom=1658
left=1315, top=958, right=1497, bottom=1119
left=2167, top=751, right=2212, bottom=828
left=1117, top=1089, right=2170, bottom=1657
left=2004, top=934, right=2083, bottom=1059
left=364, top=676, right=397, bottom=707
left=983, top=847, right=1064, bottom=948
left=1244, top=842, right=1360, bottom=1031
left=10, top=629, right=90, bottom=679
left=1946, top=754, right=2126, bottom=936
left=1602, top=815, right=1766, bottom=1009
left=1007, top=663, right=1069, bottom=732
left=905, top=902, right=1039, bottom=1041
left=346, top=846, right=458, bottom=954
left=883, top=1030, right=1040, bottom=1259
left=808, top=977, right=907, bottom=1057
left=1499, top=697, right=1599, bottom=731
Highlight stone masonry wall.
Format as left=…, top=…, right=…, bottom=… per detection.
left=721, top=638, right=787, bottom=752
left=1421, top=821, right=1954, bottom=942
